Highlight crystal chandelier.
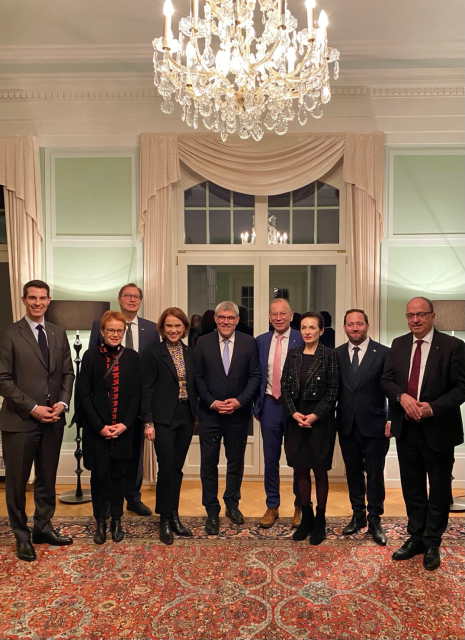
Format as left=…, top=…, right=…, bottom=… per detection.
left=153, top=0, right=340, bottom=142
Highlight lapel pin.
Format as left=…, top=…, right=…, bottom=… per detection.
left=373, top=349, right=376, bottom=352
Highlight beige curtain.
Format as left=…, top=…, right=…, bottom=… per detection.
left=0, top=135, right=43, bottom=321
left=139, top=132, right=384, bottom=331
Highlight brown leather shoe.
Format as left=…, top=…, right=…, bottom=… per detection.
left=292, top=506, right=302, bottom=529
left=259, top=508, right=279, bottom=529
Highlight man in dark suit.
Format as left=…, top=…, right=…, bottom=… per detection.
left=254, top=298, right=303, bottom=529
left=382, top=296, right=465, bottom=571
left=89, top=283, right=159, bottom=516
left=195, top=300, right=260, bottom=534
left=0, top=280, right=75, bottom=561
left=336, top=309, right=390, bottom=545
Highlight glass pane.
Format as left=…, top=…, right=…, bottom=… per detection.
left=268, top=211, right=290, bottom=244
left=184, top=182, right=207, bottom=207
left=209, top=210, right=231, bottom=244
left=316, top=209, right=339, bottom=244
left=233, top=210, right=254, bottom=244
left=293, top=210, right=315, bottom=244
left=293, top=183, right=316, bottom=206
left=269, top=191, right=290, bottom=207
left=184, top=210, right=206, bottom=244
left=316, top=182, right=339, bottom=206
left=209, top=183, right=230, bottom=207
left=269, top=265, right=336, bottom=335
left=233, top=191, right=254, bottom=207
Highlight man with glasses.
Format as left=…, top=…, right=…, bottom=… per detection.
left=382, top=297, right=465, bottom=571
left=254, top=298, right=303, bottom=529
left=195, top=301, right=260, bottom=534
left=89, top=283, right=159, bottom=516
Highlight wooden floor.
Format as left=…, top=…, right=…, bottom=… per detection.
left=1, top=480, right=464, bottom=519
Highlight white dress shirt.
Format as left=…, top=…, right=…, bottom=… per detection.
left=24, top=314, right=48, bottom=345
left=122, top=315, right=139, bottom=352
left=408, top=327, right=434, bottom=401
left=266, top=327, right=291, bottom=395
left=348, top=336, right=370, bottom=365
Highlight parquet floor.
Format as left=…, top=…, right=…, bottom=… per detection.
left=1, top=480, right=464, bottom=519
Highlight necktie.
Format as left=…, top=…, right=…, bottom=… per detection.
left=272, top=335, right=284, bottom=399
left=36, top=324, right=49, bottom=369
left=407, top=339, right=424, bottom=400
left=126, top=322, right=134, bottom=349
left=352, top=346, right=360, bottom=373
left=222, top=339, right=230, bottom=375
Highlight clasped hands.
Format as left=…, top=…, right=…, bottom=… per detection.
left=211, top=398, right=241, bottom=414
left=31, top=403, right=65, bottom=423
left=99, top=423, right=127, bottom=439
left=400, top=393, right=433, bottom=422
left=292, top=412, right=318, bottom=428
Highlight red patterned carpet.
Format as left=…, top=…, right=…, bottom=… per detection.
left=0, top=517, right=463, bottom=640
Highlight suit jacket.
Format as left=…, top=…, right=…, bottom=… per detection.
left=0, top=318, right=74, bottom=432
left=281, top=343, right=339, bottom=421
left=381, top=329, right=465, bottom=451
left=336, top=338, right=390, bottom=437
left=89, top=316, right=159, bottom=356
left=79, top=346, right=142, bottom=466
left=141, top=340, right=197, bottom=426
left=254, top=328, right=303, bottom=417
left=194, top=330, right=260, bottom=425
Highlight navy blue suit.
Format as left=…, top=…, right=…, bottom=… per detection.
left=89, top=316, right=159, bottom=506
left=254, top=329, right=303, bottom=509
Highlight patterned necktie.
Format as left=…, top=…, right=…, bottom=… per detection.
left=36, top=324, right=49, bottom=369
left=272, top=335, right=284, bottom=399
left=407, top=339, right=424, bottom=400
left=126, top=322, right=134, bottom=349
left=222, top=339, right=230, bottom=375
left=352, top=346, right=360, bottom=373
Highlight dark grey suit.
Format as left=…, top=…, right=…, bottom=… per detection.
left=0, top=317, right=74, bottom=542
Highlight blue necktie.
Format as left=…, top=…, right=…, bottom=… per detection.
left=222, top=339, right=230, bottom=375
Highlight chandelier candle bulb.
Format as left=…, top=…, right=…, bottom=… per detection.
left=163, top=0, right=174, bottom=43
left=278, top=0, right=284, bottom=18
left=318, top=9, right=328, bottom=31
left=191, top=0, right=198, bottom=22
left=305, top=0, right=315, bottom=33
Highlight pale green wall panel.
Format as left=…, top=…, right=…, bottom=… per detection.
left=55, top=157, right=132, bottom=236
left=393, top=155, right=465, bottom=235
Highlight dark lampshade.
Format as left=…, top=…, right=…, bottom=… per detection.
left=431, top=300, right=465, bottom=332
left=45, top=300, right=110, bottom=331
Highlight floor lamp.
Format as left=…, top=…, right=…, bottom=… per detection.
left=45, top=300, right=110, bottom=504
left=432, top=299, right=465, bottom=513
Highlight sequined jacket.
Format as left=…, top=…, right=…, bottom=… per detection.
left=281, top=343, right=339, bottom=420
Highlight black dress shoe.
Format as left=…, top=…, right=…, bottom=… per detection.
left=392, top=538, right=424, bottom=560
left=170, top=511, right=193, bottom=537
left=225, top=507, right=245, bottom=525
left=368, top=521, right=387, bottom=546
left=16, top=540, right=36, bottom=562
left=423, top=546, right=441, bottom=571
left=159, top=518, right=174, bottom=545
left=342, top=514, right=367, bottom=535
left=94, top=519, right=107, bottom=545
left=126, top=501, right=152, bottom=516
left=32, top=530, right=73, bottom=546
left=205, top=514, right=220, bottom=535
left=110, top=519, right=124, bottom=543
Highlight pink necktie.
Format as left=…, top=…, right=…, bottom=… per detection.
left=272, top=335, right=284, bottom=400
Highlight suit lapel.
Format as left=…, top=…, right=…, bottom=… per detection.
left=161, top=341, right=178, bottom=381
left=184, top=344, right=193, bottom=380
left=138, top=317, right=146, bottom=352
left=228, top=332, right=240, bottom=375
left=45, top=322, right=57, bottom=375
left=420, top=330, right=440, bottom=396
left=18, top=318, right=47, bottom=370
left=264, top=331, right=274, bottom=380
left=401, top=334, right=413, bottom=387
left=352, top=340, right=378, bottom=391
left=343, top=345, right=355, bottom=391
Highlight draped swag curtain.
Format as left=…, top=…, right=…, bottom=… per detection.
left=0, top=135, right=43, bottom=321
left=140, top=132, right=384, bottom=337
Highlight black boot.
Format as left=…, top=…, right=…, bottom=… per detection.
left=310, top=507, right=326, bottom=545
left=292, top=504, right=314, bottom=541
left=170, top=511, right=193, bottom=537
left=159, top=518, right=174, bottom=545
left=94, top=519, right=107, bottom=545
left=110, top=519, right=124, bottom=543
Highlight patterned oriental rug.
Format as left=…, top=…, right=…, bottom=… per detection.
left=0, top=517, right=463, bottom=640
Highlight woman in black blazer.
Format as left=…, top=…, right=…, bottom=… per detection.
left=80, top=310, right=142, bottom=545
left=142, top=307, right=197, bottom=545
left=281, top=312, right=339, bottom=545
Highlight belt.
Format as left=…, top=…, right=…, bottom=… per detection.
left=265, top=393, right=283, bottom=404
left=178, top=398, right=189, bottom=405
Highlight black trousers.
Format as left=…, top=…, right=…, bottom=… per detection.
left=90, top=457, right=128, bottom=521
left=339, top=420, right=390, bottom=522
left=199, top=419, right=249, bottom=516
left=397, top=420, right=454, bottom=547
left=124, top=418, right=144, bottom=507
left=154, top=403, right=194, bottom=518
left=2, top=425, right=64, bottom=542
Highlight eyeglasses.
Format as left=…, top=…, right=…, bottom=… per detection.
left=104, top=328, right=125, bottom=335
left=270, top=312, right=290, bottom=318
left=121, top=294, right=141, bottom=301
left=216, top=315, right=238, bottom=323
left=405, top=312, right=432, bottom=320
